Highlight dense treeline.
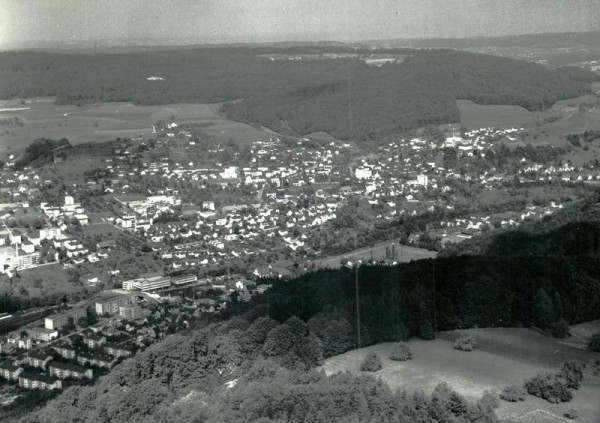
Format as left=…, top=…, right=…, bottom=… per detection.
left=0, top=47, right=590, bottom=142
left=13, top=138, right=70, bottom=170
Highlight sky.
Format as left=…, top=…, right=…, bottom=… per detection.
left=1, top=0, right=599, bottom=49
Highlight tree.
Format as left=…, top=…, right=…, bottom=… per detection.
left=499, top=385, right=527, bottom=402
left=419, top=319, right=435, bottom=340
left=360, top=351, right=382, bottom=372
left=588, top=332, right=600, bottom=352
left=533, top=288, right=557, bottom=330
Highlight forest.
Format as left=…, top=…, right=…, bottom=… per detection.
left=0, top=47, right=593, bottom=142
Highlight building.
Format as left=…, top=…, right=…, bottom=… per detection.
left=95, top=292, right=138, bottom=315
left=83, top=334, right=106, bottom=349
left=51, top=342, right=76, bottom=359
left=119, top=304, right=145, bottom=320
left=105, top=343, right=133, bottom=358
left=17, top=337, right=33, bottom=350
left=44, top=308, right=87, bottom=330
left=27, top=327, right=59, bottom=342
left=27, top=351, right=53, bottom=369
left=77, top=351, right=117, bottom=369
left=0, top=362, right=23, bottom=381
left=49, top=362, right=93, bottom=380
left=122, top=275, right=170, bottom=292
left=18, top=372, right=62, bottom=390
left=171, top=274, right=198, bottom=286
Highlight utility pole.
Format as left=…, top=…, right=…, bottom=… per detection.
left=355, top=264, right=361, bottom=348
left=432, top=259, right=437, bottom=333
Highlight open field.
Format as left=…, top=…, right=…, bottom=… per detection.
left=0, top=98, right=270, bottom=154
left=320, top=327, right=600, bottom=423
left=458, top=99, right=536, bottom=130
left=312, top=240, right=436, bottom=268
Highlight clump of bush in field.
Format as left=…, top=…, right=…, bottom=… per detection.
left=524, top=372, right=572, bottom=403
left=564, top=408, right=579, bottom=420
left=389, top=343, right=412, bottom=361
left=588, top=332, right=600, bottom=352
left=499, top=385, right=527, bottom=402
left=560, top=360, right=585, bottom=389
left=360, top=352, right=382, bottom=372
left=524, top=361, right=584, bottom=404
left=453, top=336, right=477, bottom=351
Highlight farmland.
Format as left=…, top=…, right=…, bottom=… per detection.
left=320, top=327, right=600, bottom=423
left=0, top=97, right=269, bottom=154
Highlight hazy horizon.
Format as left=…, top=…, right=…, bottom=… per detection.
left=1, top=0, right=600, bottom=50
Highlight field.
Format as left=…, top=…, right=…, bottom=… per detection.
left=320, top=327, right=600, bottom=423
left=312, top=240, right=436, bottom=268
left=458, top=99, right=536, bottom=130
left=0, top=263, right=81, bottom=299
left=0, top=97, right=270, bottom=154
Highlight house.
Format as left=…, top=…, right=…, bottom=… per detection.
left=18, top=372, right=62, bottom=390
left=0, top=362, right=23, bottom=381
left=27, top=351, right=53, bottom=369
left=48, top=362, right=93, bottom=380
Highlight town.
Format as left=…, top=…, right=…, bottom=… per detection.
left=0, top=116, right=598, bottom=402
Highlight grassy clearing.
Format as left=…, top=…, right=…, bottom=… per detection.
left=312, top=240, right=436, bottom=268
left=0, top=98, right=270, bottom=154
left=2, top=263, right=82, bottom=299
left=320, top=327, right=600, bottom=423
left=458, top=100, right=535, bottom=129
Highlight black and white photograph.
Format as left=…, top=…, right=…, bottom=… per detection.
left=0, top=1, right=599, bottom=422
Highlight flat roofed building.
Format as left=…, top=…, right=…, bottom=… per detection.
left=27, top=327, right=59, bottom=342
left=0, top=362, right=23, bottom=381
left=27, top=351, right=53, bottom=369
left=18, top=372, right=62, bottom=390
left=51, top=342, right=76, bottom=359
left=49, top=362, right=93, bottom=380
left=44, top=308, right=87, bottom=330
left=172, top=274, right=198, bottom=286
left=119, top=304, right=145, bottom=320
left=95, top=292, right=138, bottom=315
left=123, top=275, right=170, bottom=292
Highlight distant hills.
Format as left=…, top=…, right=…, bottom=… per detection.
left=0, top=47, right=595, bottom=143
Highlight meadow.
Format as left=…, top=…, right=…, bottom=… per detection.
left=320, top=327, right=600, bottom=423
left=0, top=97, right=269, bottom=154
left=312, top=239, right=436, bottom=268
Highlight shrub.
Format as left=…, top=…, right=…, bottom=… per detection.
left=499, top=385, right=527, bottom=402
left=560, top=360, right=585, bottom=390
left=360, top=351, right=382, bottom=372
left=588, top=332, right=600, bottom=352
left=564, top=408, right=578, bottom=420
left=524, top=372, right=572, bottom=403
left=454, top=336, right=477, bottom=352
left=419, top=320, right=435, bottom=340
left=389, top=343, right=412, bottom=361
